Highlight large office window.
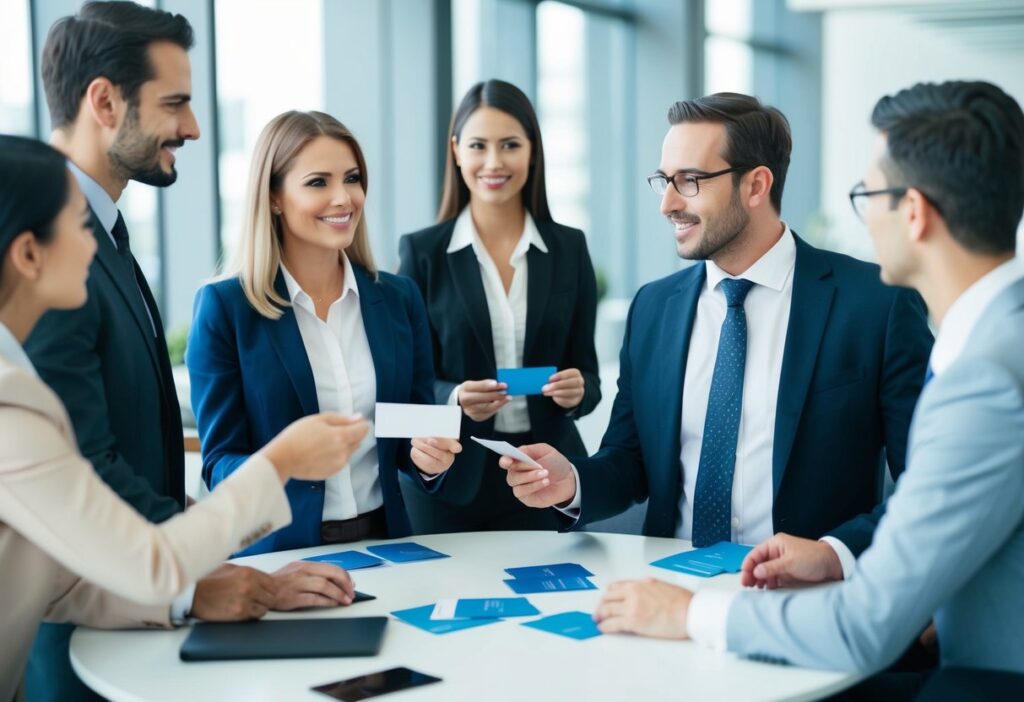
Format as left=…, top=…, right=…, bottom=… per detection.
left=704, top=0, right=754, bottom=95
left=0, top=0, right=33, bottom=136
left=214, top=0, right=324, bottom=262
left=537, top=1, right=589, bottom=235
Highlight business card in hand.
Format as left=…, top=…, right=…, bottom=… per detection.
left=374, top=403, right=461, bottom=439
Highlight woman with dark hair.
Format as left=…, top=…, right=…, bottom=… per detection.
left=0, top=135, right=367, bottom=697
left=398, top=79, right=601, bottom=532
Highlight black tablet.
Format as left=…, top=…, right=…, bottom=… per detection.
left=180, top=616, right=387, bottom=661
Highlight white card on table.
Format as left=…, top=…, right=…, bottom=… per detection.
left=470, top=436, right=542, bottom=468
left=430, top=599, right=459, bottom=620
left=374, top=403, right=461, bottom=439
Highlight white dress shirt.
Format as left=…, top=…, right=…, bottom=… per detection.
left=445, top=208, right=548, bottom=433
left=677, top=227, right=795, bottom=545
left=688, top=255, right=1024, bottom=651
left=281, top=256, right=382, bottom=520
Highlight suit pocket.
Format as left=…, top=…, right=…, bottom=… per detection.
left=811, top=368, right=867, bottom=394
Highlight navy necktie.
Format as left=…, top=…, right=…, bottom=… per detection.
left=691, top=277, right=755, bottom=547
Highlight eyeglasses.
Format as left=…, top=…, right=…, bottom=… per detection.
left=647, top=165, right=752, bottom=197
left=848, top=181, right=944, bottom=222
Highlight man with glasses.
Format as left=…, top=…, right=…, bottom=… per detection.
left=501, top=93, right=931, bottom=585
left=592, top=80, right=1024, bottom=701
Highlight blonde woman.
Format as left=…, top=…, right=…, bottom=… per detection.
left=186, top=111, right=460, bottom=554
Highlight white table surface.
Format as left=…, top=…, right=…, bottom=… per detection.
left=70, top=531, right=859, bottom=702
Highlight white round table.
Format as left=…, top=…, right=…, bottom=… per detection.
left=71, top=531, right=859, bottom=701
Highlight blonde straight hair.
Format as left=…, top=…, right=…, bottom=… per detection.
left=227, top=110, right=378, bottom=320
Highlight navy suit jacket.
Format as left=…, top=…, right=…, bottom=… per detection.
left=575, top=235, right=933, bottom=555
left=186, top=265, right=443, bottom=555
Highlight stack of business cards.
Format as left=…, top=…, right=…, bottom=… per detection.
left=502, top=562, right=598, bottom=594
left=303, top=542, right=450, bottom=570
left=649, top=541, right=753, bottom=577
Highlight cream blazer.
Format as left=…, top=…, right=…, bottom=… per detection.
left=0, top=356, right=292, bottom=700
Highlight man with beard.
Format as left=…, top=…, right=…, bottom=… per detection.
left=500, top=93, right=932, bottom=576
left=24, top=3, right=355, bottom=700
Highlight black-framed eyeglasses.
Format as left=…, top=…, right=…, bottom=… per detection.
left=848, top=181, right=944, bottom=222
left=647, top=165, right=753, bottom=198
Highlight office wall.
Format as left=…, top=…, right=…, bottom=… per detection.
left=818, top=8, right=1024, bottom=260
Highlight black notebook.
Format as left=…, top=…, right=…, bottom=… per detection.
left=180, top=617, right=388, bottom=661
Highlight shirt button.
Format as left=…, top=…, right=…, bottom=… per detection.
left=731, top=517, right=740, bottom=528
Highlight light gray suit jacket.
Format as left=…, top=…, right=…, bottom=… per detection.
left=726, top=276, right=1024, bottom=674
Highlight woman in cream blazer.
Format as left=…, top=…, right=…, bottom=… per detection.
left=0, top=138, right=369, bottom=700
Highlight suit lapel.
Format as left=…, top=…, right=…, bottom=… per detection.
left=266, top=270, right=319, bottom=416
left=91, top=213, right=162, bottom=370
left=354, top=266, right=395, bottom=401
left=772, top=236, right=835, bottom=496
left=662, top=266, right=705, bottom=513
left=523, top=233, right=553, bottom=362
left=447, top=245, right=496, bottom=368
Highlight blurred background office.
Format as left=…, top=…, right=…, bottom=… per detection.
left=2, top=0, right=1022, bottom=471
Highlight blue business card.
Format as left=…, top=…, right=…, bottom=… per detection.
left=366, top=542, right=450, bottom=563
left=505, top=562, right=595, bottom=580
left=303, top=550, right=385, bottom=570
left=392, top=604, right=502, bottom=634
left=497, top=366, right=557, bottom=396
left=650, top=541, right=753, bottom=577
left=522, top=611, right=602, bottom=640
left=503, top=575, right=597, bottom=594
left=454, top=598, right=540, bottom=619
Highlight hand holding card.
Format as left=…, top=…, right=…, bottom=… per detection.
left=497, top=367, right=557, bottom=396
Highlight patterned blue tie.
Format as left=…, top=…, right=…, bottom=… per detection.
left=691, top=278, right=755, bottom=547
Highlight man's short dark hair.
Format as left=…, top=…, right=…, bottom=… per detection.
left=667, top=93, right=792, bottom=213
left=871, top=81, right=1024, bottom=256
left=42, top=1, right=194, bottom=129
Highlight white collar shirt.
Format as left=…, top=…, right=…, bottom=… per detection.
left=281, top=255, right=381, bottom=520
left=447, top=208, right=548, bottom=433
left=678, top=226, right=796, bottom=545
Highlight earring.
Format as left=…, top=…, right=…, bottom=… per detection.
left=271, top=206, right=282, bottom=215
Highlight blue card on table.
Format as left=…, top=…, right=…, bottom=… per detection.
left=366, top=542, right=450, bottom=563
left=392, top=605, right=502, bottom=634
left=503, top=576, right=597, bottom=594
left=650, top=541, right=753, bottom=577
left=522, top=611, right=602, bottom=640
left=454, top=598, right=540, bottom=619
left=497, top=366, right=557, bottom=396
left=303, top=550, right=385, bottom=570
left=505, top=562, right=594, bottom=580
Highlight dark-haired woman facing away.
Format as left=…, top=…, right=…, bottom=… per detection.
left=398, top=79, right=601, bottom=532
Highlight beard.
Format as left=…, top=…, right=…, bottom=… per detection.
left=675, top=186, right=751, bottom=261
left=108, top=105, right=182, bottom=187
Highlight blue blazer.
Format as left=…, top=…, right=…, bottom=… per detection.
left=186, top=264, right=443, bottom=555
left=574, top=235, right=933, bottom=555
left=726, top=275, right=1024, bottom=674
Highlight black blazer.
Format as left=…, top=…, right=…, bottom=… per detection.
left=399, top=216, right=601, bottom=504
left=26, top=208, right=185, bottom=521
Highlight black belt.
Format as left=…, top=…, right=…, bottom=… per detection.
left=321, top=506, right=388, bottom=544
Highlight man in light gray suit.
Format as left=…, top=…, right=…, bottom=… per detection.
left=592, top=80, right=1024, bottom=699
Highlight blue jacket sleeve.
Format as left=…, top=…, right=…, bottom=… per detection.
left=185, top=284, right=253, bottom=489
left=572, top=287, right=651, bottom=527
